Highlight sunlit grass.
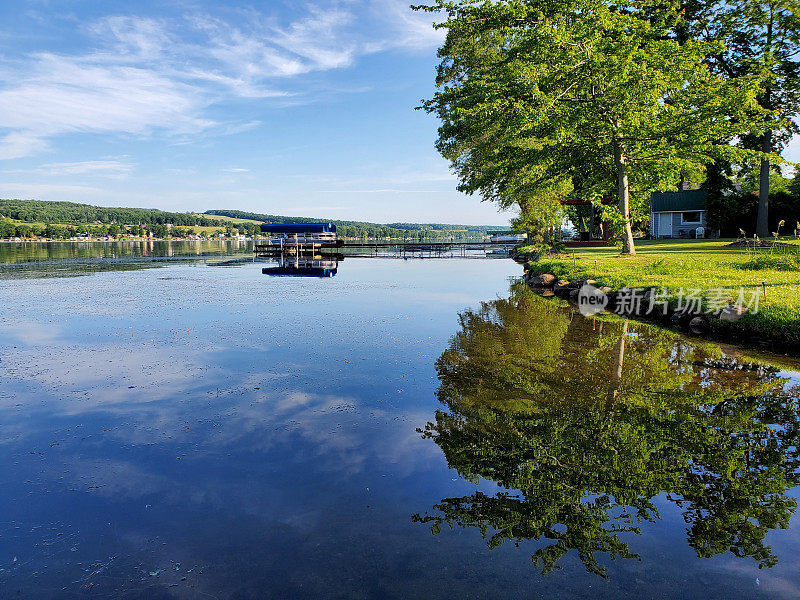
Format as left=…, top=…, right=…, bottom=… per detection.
left=190, top=213, right=263, bottom=225
left=524, top=238, right=800, bottom=348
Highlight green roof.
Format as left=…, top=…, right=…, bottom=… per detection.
left=651, top=190, right=706, bottom=212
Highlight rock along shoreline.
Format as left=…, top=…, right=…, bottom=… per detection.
left=518, top=262, right=799, bottom=357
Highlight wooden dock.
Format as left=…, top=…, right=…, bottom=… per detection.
left=254, top=240, right=513, bottom=253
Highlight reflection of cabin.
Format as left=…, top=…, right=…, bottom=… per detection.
left=650, top=190, right=708, bottom=238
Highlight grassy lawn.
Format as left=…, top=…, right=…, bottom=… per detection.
left=179, top=225, right=226, bottom=235
left=523, top=238, right=800, bottom=350
left=6, top=218, right=56, bottom=228
left=191, top=213, right=263, bottom=225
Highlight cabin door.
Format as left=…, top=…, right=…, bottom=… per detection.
left=658, top=213, right=672, bottom=237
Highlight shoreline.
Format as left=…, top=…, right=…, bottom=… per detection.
left=0, top=238, right=252, bottom=243
left=519, top=257, right=800, bottom=357
left=0, top=237, right=483, bottom=244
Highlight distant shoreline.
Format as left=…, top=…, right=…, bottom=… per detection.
left=0, top=236, right=489, bottom=244
left=0, top=238, right=252, bottom=243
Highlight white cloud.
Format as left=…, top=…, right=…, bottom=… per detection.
left=0, top=2, right=444, bottom=161
left=0, top=131, right=49, bottom=159
left=266, top=5, right=357, bottom=71
left=89, top=15, right=172, bottom=60
left=366, top=0, right=446, bottom=52
left=8, top=160, right=134, bottom=177
left=0, top=52, right=214, bottom=161
left=0, top=182, right=108, bottom=199
left=223, top=167, right=249, bottom=172
left=189, top=8, right=356, bottom=80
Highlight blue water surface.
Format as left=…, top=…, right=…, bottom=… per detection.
left=0, top=243, right=798, bottom=599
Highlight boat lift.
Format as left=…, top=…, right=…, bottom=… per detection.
left=257, top=222, right=341, bottom=253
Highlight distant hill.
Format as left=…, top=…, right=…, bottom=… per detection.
left=204, top=209, right=503, bottom=237
left=0, top=199, right=225, bottom=227
left=0, top=200, right=506, bottom=240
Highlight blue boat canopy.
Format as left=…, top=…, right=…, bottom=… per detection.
left=260, top=222, right=337, bottom=234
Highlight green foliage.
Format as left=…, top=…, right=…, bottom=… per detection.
left=511, top=194, right=565, bottom=248
left=789, top=172, right=800, bottom=196
left=415, top=288, right=800, bottom=576
left=737, top=162, right=794, bottom=195
left=0, top=219, right=15, bottom=238
left=415, top=0, right=770, bottom=255
left=0, top=199, right=226, bottom=227
left=691, top=0, right=800, bottom=152
left=707, top=189, right=800, bottom=236
left=688, top=0, right=800, bottom=236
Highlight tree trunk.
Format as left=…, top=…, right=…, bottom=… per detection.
left=612, top=138, right=636, bottom=255
left=756, top=130, right=771, bottom=238
left=757, top=12, right=774, bottom=239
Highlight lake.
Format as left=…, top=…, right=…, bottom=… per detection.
left=1, top=241, right=799, bottom=599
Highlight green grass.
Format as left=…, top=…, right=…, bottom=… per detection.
left=738, top=253, right=800, bottom=271
left=523, top=238, right=800, bottom=351
left=191, top=213, right=263, bottom=225
left=174, top=225, right=225, bottom=235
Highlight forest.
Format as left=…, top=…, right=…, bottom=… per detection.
left=0, top=200, right=498, bottom=240
left=0, top=199, right=226, bottom=227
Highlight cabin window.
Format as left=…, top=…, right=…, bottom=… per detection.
left=681, top=212, right=702, bottom=224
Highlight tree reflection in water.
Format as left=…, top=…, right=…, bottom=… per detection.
left=414, top=283, right=800, bottom=576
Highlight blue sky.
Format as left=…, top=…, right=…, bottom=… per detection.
left=1, top=2, right=797, bottom=226
left=0, top=0, right=512, bottom=225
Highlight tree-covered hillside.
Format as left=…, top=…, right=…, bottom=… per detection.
left=0, top=199, right=225, bottom=227
left=0, top=200, right=502, bottom=240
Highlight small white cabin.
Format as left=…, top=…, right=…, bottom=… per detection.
left=650, top=190, right=708, bottom=239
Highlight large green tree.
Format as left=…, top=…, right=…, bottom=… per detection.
left=689, top=0, right=800, bottom=238
left=416, top=0, right=768, bottom=253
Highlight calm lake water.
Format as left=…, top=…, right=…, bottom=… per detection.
left=1, top=241, right=800, bottom=599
